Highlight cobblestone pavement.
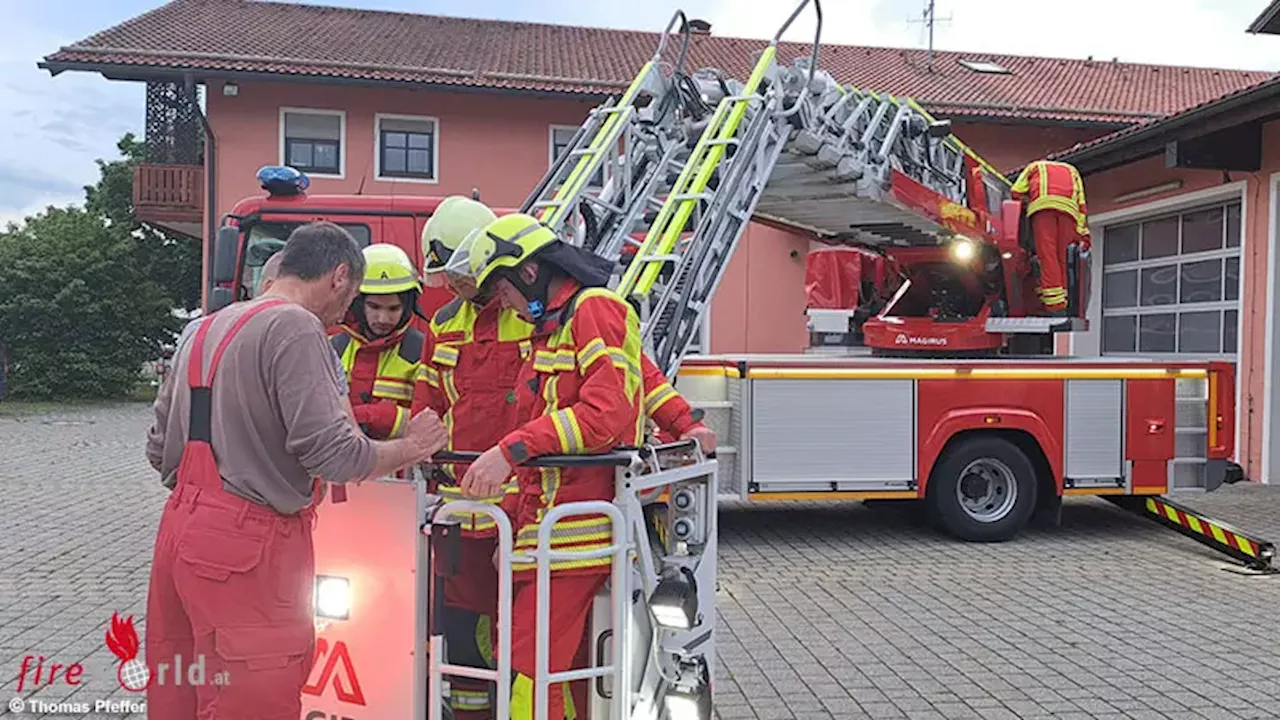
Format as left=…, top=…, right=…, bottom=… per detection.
left=3, top=402, right=1280, bottom=719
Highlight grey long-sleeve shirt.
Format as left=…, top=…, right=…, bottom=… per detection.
left=147, top=298, right=377, bottom=515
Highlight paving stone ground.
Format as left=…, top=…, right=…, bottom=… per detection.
left=3, top=402, right=1280, bottom=719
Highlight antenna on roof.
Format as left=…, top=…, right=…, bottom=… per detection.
left=907, top=0, right=952, bottom=73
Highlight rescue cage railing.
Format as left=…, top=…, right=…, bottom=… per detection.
left=423, top=441, right=719, bottom=720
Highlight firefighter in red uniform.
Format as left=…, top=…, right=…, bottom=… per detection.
left=413, top=198, right=714, bottom=719
left=413, top=195, right=524, bottom=720
left=1010, top=159, right=1091, bottom=315
left=331, top=244, right=426, bottom=439
left=444, top=212, right=649, bottom=719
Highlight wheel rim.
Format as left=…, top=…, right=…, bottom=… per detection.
left=955, top=457, right=1017, bottom=523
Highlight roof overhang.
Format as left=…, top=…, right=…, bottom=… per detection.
left=37, top=56, right=621, bottom=101
left=1248, top=0, right=1280, bottom=34
left=41, top=56, right=1154, bottom=130
left=1036, top=78, right=1280, bottom=177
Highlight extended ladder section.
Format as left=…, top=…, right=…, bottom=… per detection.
left=527, top=0, right=1020, bottom=377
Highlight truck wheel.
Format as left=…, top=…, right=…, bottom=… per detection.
left=928, top=436, right=1037, bottom=542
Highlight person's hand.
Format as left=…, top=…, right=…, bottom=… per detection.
left=405, top=410, right=448, bottom=459
left=460, top=445, right=511, bottom=498
left=680, top=424, right=718, bottom=454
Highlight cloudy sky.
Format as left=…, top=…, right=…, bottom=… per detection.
left=3, top=0, right=1278, bottom=226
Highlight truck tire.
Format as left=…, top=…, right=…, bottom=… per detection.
left=927, top=435, right=1038, bottom=542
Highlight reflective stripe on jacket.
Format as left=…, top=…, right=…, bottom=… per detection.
left=331, top=324, right=424, bottom=439
left=1010, top=160, right=1090, bottom=237
left=498, top=284, right=646, bottom=575
left=412, top=297, right=531, bottom=536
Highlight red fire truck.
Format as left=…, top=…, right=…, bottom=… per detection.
left=199, top=3, right=1274, bottom=718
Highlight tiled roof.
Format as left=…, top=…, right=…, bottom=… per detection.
left=42, top=0, right=1274, bottom=125
left=1047, top=72, right=1280, bottom=168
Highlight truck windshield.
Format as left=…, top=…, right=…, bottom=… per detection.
left=240, top=221, right=372, bottom=299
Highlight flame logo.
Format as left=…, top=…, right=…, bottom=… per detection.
left=106, top=612, right=151, bottom=692
left=105, top=613, right=140, bottom=662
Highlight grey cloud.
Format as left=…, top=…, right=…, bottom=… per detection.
left=0, top=162, right=86, bottom=215
left=0, top=48, right=141, bottom=217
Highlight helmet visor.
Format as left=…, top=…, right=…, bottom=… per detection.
left=442, top=228, right=483, bottom=280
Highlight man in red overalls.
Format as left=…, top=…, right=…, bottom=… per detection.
left=445, top=213, right=651, bottom=720
left=144, top=222, right=448, bottom=719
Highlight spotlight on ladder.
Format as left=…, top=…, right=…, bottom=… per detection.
left=650, top=565, right=699, bottom=629
left=663, top=657, right=712, bottom=720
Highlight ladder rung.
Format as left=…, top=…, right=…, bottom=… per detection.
left=669, top=192, right=711, bottom=202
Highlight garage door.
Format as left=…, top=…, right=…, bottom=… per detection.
left=1099, top=198, right=1242, bottom=489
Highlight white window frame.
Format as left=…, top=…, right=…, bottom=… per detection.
left=1085, top=180, right=1244, bottom=358
left=278, top=107, right=346, bottom=179
left=374, top=113, right=440, bottom=184
left=549, top=124, right=604, bottom=189
left=1261, top=172, right=1280, bottom=483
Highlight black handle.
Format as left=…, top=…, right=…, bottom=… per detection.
left=430, top=439, right=710, bottom=468
left=431, top=450, right=635, bottom=468
left=594, top=629, right=613, bottom=699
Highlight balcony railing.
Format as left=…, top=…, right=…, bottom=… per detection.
left=133, top=163, right=204, bottom=230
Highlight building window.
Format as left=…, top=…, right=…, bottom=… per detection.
left=1100, top=200, right=1241, bottom=358
left=376, top=114, right=438, bottom=182
left=281, top=109, right=344, bottom=176
left=550, top=125, right=604, bottom=188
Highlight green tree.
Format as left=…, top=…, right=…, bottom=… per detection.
left=86, top=133, right=203, bottom=311
left=0, top=207, right=178, bottom=399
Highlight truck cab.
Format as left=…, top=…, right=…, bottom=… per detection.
left=207, top=166, right=462, bottom=324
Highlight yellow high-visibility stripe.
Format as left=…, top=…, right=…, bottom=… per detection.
left=645, top=382, right=679, bottom=415
left=388, top=406, right=409, bottom=439
left=540, top=60, right=656, bottom=227
left=619, top=45, right=778, bottom=298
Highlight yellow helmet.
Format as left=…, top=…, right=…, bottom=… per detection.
left=421, top=196, right=498, bottom=274
left=445, top=213, right=560, bottom=288
left=360, top=244, right=420, bottom=294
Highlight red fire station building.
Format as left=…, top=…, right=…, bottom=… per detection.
left=39, top=0, right=1280, bottom=481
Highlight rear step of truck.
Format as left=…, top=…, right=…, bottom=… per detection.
left=1109, top=496, right=1276, bottom=575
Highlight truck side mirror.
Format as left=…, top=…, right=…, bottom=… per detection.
left=209, top=286, right=234, bottom=312
left=212, top=226, right=240, bottom=285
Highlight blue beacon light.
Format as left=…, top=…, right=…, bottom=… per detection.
left=256, top=165, right=310, bottom=197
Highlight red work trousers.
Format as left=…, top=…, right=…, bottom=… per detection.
left=146, top=298, right=317, bottom=719
left=437, top=535, right=499, bottom=720
left=1031, top=210, right=1079, bottom=312
left=509, top=573, right=608, bottom=720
